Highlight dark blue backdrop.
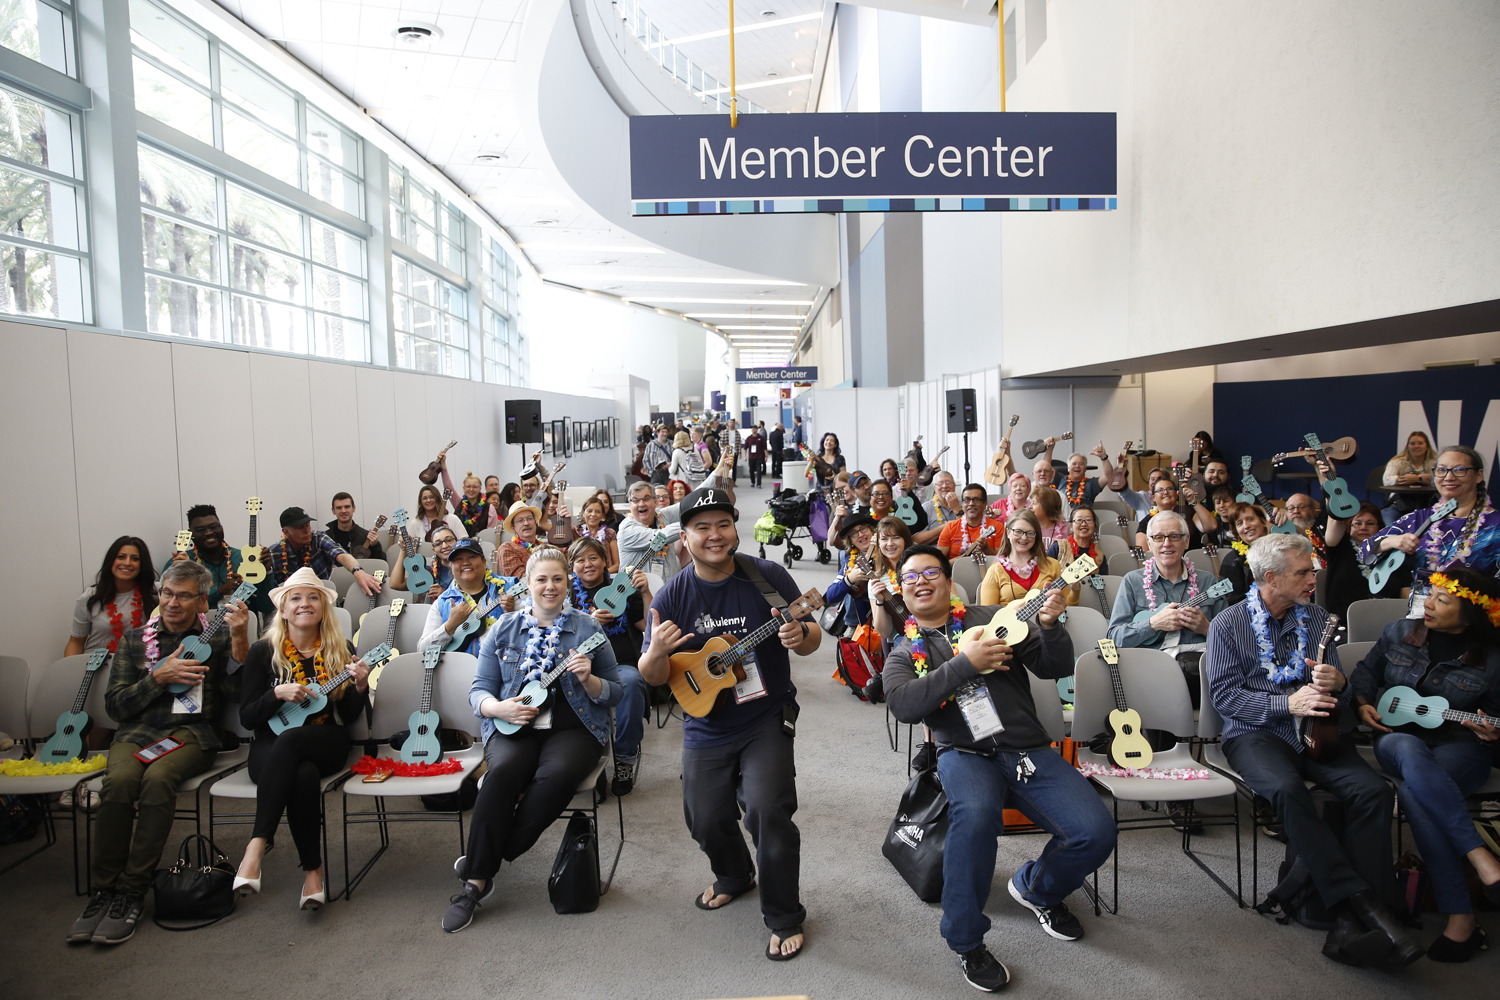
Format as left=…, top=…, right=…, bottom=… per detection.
left=1213, top=366, right=1499, bottom=504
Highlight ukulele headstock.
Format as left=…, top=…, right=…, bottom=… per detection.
left=421, top=644, right=442, bottom=670
left=372, top=514, right=388, bottom=531
left=85, top=647, right=110, bottom=671
left=246, top=496, right=262, bottom=517
left=391, top=508, right=409, bottom=530
left=388, top=597, right=405, bottom=617
left=176, top=530, right=193, bottom=553
left=1097, top=638, right=1119, bottom=664
left=787, top=588, right=826, bottom=619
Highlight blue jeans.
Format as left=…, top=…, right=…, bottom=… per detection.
left=936, top=747, right=1116, bottom=954
left=612, top=664, right=648, bottom=758
left=1375, top=733, right=1492, bottom=914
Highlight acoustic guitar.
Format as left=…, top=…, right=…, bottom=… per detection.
left=268, top=643, right=396, bottom=734
left=391, top=508, right=435, bottom=594
left=494, top=632, right=610, bottom=736
left=443, top=577, right=528, bottom=652
left=1129, top=578, right=1233, bottom=653
left=1366, top=498, right=1456, bottom=593
left=595, top=530, right=669, bottom=616
left=986, top=415, right=1020, bottom=486
left=159, top=580, right=258, bottom=694
left=1095, top=638, right=1154, bottom=768
left=1022, top=431, right=1071, bottom=461
left=956, top=555, right=1098, bottom=663
left=37, top=648, right=110, bottom=763
left=238, top=496, right=267, bottom=585
left=1377, top=685, right=1499, bottom=731
left=1297, top=615, right=1344, bottom=761
left=367, top=597, right=405, bottom=691
left=399, top=644, right=445, bottom=764
left=1300, top=432, right=1359, bottom=519
left=667, top=589, right=825, bottom=718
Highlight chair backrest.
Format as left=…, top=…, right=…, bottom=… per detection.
left=331, top=606, right=352, bottom=638
left=345, top=579, right=376, bottom=620
left=367, top=651, right=481, bottom=740
left=1026, top=669, right=1066, bottom=743
left=476, top=528, right=498, bottom=546
left=1108, top=551, right=1141, bottom=576
left=952, top=582, right=970, bottom=604
left=1337, top=640, right=1375, bottom=676
left=951, top=557, right=984, bottom=600
left=1185, top=549, right=1217, bottom=580
left=357, top=603, right=407, bottom=658
left=480, top=540, right=495, bottom=559
left=358, top=558, right=388, bottom=577
left=0, top=655, right=30, bottom=739
left=1197, top=654, right=1224, bottom=740
left=1096, top=534, right=1128, bottom=558
left=396, top=604, right=434, bottom=654
left=1062, top=605, right=1109, bottom=653
left=32, top=655, right=109, bottom=738
left=1346, top=598, right=1408, bottom=643
left=418, top=541, right=435, bottom=557
left=643, top=571, right=665, bottom=593
left=1314, top=567, right=1327, bottom=609
left=330, top=566, right=355, bottom=603
left=1072, top=646, right=1193, bottom=741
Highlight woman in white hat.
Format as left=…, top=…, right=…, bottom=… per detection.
left=233, top=567, right=372, bottom=910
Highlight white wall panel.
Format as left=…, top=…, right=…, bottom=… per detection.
left=247, top=353, right=317, bottom=517
left=354, top=367, right=400, bottom=522
left=171, top=343, right=257, bottom=546
left=307, top=359, right=362, bottom=523
left=391, top=371, right=431, bottom=508
left=853, top=387, right=902, bottom=477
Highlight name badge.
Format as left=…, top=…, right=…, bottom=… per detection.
left=733, top=651, right=768, bottom=704
left=533, top=707, right=554, bottom=730
left=956, top=680, right=1004, bottom=740
left=1407, top=592, right=1426, bottom=620
left=172, top=684, right=204, bottom=715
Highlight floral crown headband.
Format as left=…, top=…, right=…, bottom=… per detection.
left=1428, top=572, right=1500, bottom=626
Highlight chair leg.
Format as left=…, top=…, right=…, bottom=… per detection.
left=0, top=795, right=59, bottom=880
left=600, top=787, right=625, bottom=894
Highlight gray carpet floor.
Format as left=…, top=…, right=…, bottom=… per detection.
left=2, top=472, right=1492, bottom=999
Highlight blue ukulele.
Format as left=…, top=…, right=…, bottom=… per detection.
left=1239, top=456, right=1297, bottom=535
left=444, top=578, right=529, bottom=652
left=495, top=632, right=609, bottom=736
left=594, top=530, right=668, bottom=616
left=37, top=648, right=110, bottom=763
left=391, top=508, right=435, bottom=594
left=1302, top=432, right=1358, bottom=519
left=162, top=581, right=258, bottom=693
left=1377, top=685, right=1497, bottom=731
left=268, top=643, right=395, bottom=734
left=1365, top=498, right=1456, bottom=594
left=400, top=644, right=446, bottom=763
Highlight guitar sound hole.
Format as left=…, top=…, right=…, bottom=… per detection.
left=520, top=696, right=532, bottom=705
left=1125, top=751, right=1142, bottom=758
left=417, top=725, right=429, bottom=736
left=63, top=725, right=75, bottom=735
left=1122, top=724, right=1134, bottom=735
left=706, top=657, right=727, bottom=680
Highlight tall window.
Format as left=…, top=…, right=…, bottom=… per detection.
left=129, top=0, right=363, bottom=219
left=138, top=143, right=369, bottom=360
left=481, top=237, right=524, bottom=385
left=392, top=256, right=467, bottom=377
left=0, top=82, right=89, bottom=321
left=0, top=0, right=77, bottom=77
left=388, top=164, right=464, bottom=276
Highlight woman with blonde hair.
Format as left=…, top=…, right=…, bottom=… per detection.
left=233, top=567, right=373, bottom=909
left=979, top=509, right=1073, bottom=606
left=1382, top=430, right=1437, bottom=517
left=669, top=430, right=706, bottom=486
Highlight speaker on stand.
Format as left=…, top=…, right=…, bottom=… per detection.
left=505, top=399, right=544, bottom=476
left=946, top=388, right=978, bottom=483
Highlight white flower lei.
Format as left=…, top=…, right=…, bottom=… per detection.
left=518, top=609, right=569, bottom=681
left=1245, top=583, right=1310, bottom=685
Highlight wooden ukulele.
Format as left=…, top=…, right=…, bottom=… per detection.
left=399, top=644, right=444, bottom=763
left=269, top=643, right=395, bottom=734
left=495, top=632, right=610, bottom=736
left=1096, top=639, right=1154, bottom=768
left=238, top=496, right=267, bottom=585
left=1023, top=431, right=1071, bottom=461
left=1298, top=615, right=1344, bottom=761
left=986, top=416, right=1020, bottom=485
left=1271, top=436, right=1356, bottom=465
left=367, top=597, right=405, bottom=691
left=915, top=444, right=951, bottom=487
left=959, top=524, right=996, bottom=568
left=391, top=509, right=435, bottom=594
left=667, top=589, right=825, bottom=718
left=547, top=478, right=573, bottom=545
left=419, top=440, right=458, bottom=485
left=37, top=648, right=110, bottom=763
left=1108, top=441, right=1134, bottom=491
left=1178, top=441, right=1206, bottom=502
left=1202, top=542, right=1221, bottom=575
left=957, top=556, right=1098, bottom=664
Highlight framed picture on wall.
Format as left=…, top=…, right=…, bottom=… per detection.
left=541, top=422, right=552, bottom=454
left=574, top=420, right=586, bottom=453
left=611, top=418, right=620, bottom=448
left=559, top=418, right=572, bottom=457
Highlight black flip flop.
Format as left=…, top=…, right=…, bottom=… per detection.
left=767, top=925, right=805, bottom=961
left=694, top=881, right=755, bottom=911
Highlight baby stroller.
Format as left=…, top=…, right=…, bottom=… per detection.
left=757, top=488, right=832, bottom=568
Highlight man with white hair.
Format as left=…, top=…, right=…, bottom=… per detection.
left=1107, top=510, right=1227, bottom=707
left=914, top=471, right=962, bottom=545
left=1204, top=533, right=1419, bottom=969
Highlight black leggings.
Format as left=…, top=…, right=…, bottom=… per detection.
left=248, top=726, right=351, bottom=870
left=459, top=729, right=602, bottom=882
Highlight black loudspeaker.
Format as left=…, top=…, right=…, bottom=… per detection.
left=946, top=388, right=977, bottom=433
left=505, top=399, right=543, bottom=444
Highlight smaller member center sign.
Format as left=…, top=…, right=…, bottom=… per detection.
left=737, top=366, right=817, bottom=383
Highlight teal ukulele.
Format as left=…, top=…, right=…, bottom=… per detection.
left=1365, top=498, right=1456, bottom=593
left=1303, top=432, right=1358, bottom=519
left=494, top=632, right=609, bottom=736
left=163, top=581, right=258, bottom=693
left=594, top=530, right=668, bottom=615
left=1377, top=685, right=1497, bottom=731
left=1239, top=456, right=1297, bottom=535
left=444, top=577, right=529, bottom=652
left=391, top=508, right=435, bottom=594
left=400, top=644, right=445, bottom=763
left=268, top=643, right=395, bottom=734
left=37, top=648, right=110, bottom=763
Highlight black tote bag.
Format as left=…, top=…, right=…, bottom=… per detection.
left=882, top=766, right=948, bottom=903
left=548, top=811, right=601, bottom=914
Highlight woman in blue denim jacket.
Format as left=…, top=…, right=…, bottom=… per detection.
left=441, top=546, right=623, bottom=933
left=1350, top=567, right=1500, bottom=962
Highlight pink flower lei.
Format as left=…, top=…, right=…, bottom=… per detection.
left=1142, top=557, right=1198, bottom=611
left=142, top=610, right=209, bottom=663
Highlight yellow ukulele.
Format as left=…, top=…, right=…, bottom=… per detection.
left=957, top=555, right=1098, bottom=667
left=1097, top=639, right=1153, bottom=768
left=175, top=530, right=193, bottom=557
left=238, top=496, right=267, bottom=584
left=667, top=589, right=824, bottom=717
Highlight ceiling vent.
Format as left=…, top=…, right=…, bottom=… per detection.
left=392, top=23, right=441, bottom=44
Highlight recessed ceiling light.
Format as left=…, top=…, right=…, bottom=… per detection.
left=476, top=153, right=508, bottom=163
left=533, top=218, right=559, bottom=226
left=392, top=22, right=441, bottom=44
left=596, top=259, right=618, bottom=265
left=761, top=9, right=777, bottom=17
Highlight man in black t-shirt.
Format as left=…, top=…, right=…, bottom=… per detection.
left=639, top=487, right=821, bottom=961
left=326, top=492, right=386, bottom=561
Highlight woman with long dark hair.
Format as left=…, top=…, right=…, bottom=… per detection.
left=414, top=483, right=463, bottom=542
left=66, top=536, right=158, bottom=657
left=1362, top=444, right=1499, bottom=588
left=594, top=488, right=623, bottom=531
left=1351, top=567, right=1500, bottom=961
left=812, top=432, right=846, bottom=488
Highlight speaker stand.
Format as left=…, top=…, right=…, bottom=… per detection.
left=962, top=432, right=971, bottom=484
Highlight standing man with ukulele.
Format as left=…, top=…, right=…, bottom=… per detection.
left=637, top=487, right=822, bottom=961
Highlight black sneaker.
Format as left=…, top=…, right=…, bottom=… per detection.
left=1167, top=803, right=1204, bottom=835
left=862, top=673, right=884, bottom=703
left=68, top=889, right=114, bottom=944
left=611, top=754, right=639, bottom=797
left=91, top=889, right=145, bottom=945
left=442, top=880, right=492, bottom=933
left=1008, top=875, right=1084, bottom=941
left=958, top=945, right=1010, bottom=992
left=912, top=741, right=938, bottom=773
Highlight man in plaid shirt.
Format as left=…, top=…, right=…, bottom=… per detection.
left=68, top=561, right=251, bottom=946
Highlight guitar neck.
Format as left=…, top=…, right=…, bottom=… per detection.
left=534, top=633, right=607, bottom=688
left=315, top=665, right=357, bottom=695
left=418, top=664, right=437, bottom=714
left=70, top=666, right=104, bottom=714
left=721, top=604, right=810, bottom=666
left=198, top=605, right=233, bottom=642
left=1102, top=655, right=1128, bottom=712
left=247, top=515, right=257, bottom=547
left=385, top=619, right=399, bottom=645
left=1013, top=578, right=1068, bottom=624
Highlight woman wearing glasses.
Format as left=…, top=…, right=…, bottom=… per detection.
left=1134, top=480, right=1214, bottom=552
left=1360, top=445, right=1499, bottom=590
left=391, top=525, right=459, bottom=600
left=978, top=511, right=1075, bottom=607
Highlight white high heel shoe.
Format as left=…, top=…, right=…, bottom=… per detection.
left=299, top=870, right=327, bottom=910
left=233, top=874, right=261, bottom=895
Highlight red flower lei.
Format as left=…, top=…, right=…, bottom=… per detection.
left=1064, top=478, right=1088, bottom=505
left=102, top=591, right=145, bottom=653
left=351, top=754, right=462, bottom=777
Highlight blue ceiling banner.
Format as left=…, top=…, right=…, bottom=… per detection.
left=630, top=112, right=1116, bottom=217
left=736, top=366, right=818, bottom=383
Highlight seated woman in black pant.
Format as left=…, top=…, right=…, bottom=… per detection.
left=442, top=545, right=623, bottom=933
left=233, top=567, right=371, bottom=910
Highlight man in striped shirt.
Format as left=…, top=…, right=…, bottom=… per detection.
left=1205, top=533, right=1420, bottom=968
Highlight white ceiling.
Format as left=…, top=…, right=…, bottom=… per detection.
left=210, top=0, right=817, bottom=358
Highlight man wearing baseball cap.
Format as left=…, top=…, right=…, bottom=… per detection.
left=420, top=539, right=513, bottom=655
left=637, top=486, right=821, bottom=961
left=266, top=506, right=381, bottom=597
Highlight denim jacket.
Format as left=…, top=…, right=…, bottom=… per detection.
left=471, top=609, right=623, bottom=747
left=1350, top=618, right=1500, bottom=743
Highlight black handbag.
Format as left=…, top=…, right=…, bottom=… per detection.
left=818, top=593, right=849, bottom=635
left=548, top=811, right=601, bottom=914
left=152, top=833, right=237, bottom=929
left=882, top=765, right=948, bottom=903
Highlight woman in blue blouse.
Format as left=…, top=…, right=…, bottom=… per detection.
left=1351, top=567, right=1500, bottom=962
left=441, top=545, right=623, bottom=933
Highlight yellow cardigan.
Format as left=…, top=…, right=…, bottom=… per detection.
left=977, top=557, right=1079, bottom=606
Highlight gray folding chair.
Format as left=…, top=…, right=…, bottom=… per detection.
left=476, top=528, right=498, bottom=546
left=1061, top=605, right=1108, bottom=654
left=332, top=606, right=353, bottom=638
left=1074, top=575, right=1122, bottom=619
left=1107, top=551, right=1141, bottom=576
left=356, top=601, right=417, bottom=660
left=395, top=604, right=435, bottom=654
left=1346, top=598, right=1407, bottom=643
left=340, top=651, right=483, bottom=897
left=330, top=566, right=355, bottom=604
left=1095, top=534, right=1128, bottom=559
left=358, top=558, right=389, bottom=577
left=1072, top=646, right=1240, bottom=913
left=1185, top=549, right=1218, bottom=580
left=952, top=557, right=985, bottom=602
left=1314, top=568, right=1327, bottom=609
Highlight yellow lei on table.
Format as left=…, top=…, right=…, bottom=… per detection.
left=0, top=755, right=108, bottom=775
